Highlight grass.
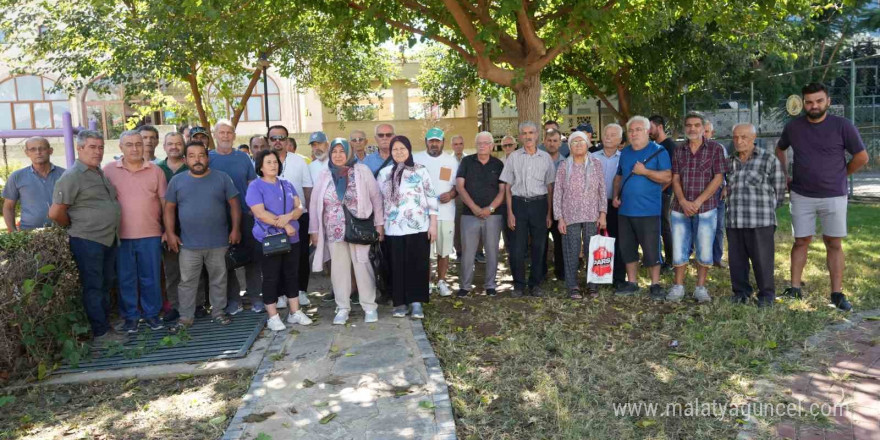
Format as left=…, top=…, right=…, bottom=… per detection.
left=0, top=371, right=251, bottom=439
left=423, top=203, right=880, bottom=440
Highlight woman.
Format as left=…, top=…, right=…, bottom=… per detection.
left=309, top=138, right=384, bottom=325
left=377, top=136, right=438, bottom=319
left=246, top=150, right=313, bottom=331
left=553, top=131, right=608, bottom=299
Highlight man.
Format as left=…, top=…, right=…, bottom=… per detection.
left=137, top=125, right=160, bottom=162
left=704, top=120, right=728, bottom=268
left=538, top=120, right=570, bottom=157
left=499, top=135, right=517, bottom=256
left=591, top=124, right=626, bottom=288
left=307, top=131, right=330, bottom=183
left=250, top=135, right=268, bottom=157
left=362, top=123, right=395, bottom=175
left=3, top=137, right=65, bottom=231
left=500, top=135, right=517, bottom=162
left=103, top=131, right=167, bottom=332
left=238, top=144, right=251, bottom=156
left=456, top=131, right=506, bottom=297
left=208, top=120, right=262, bottom=314
left=48, top=130, right=124, bottom=343
left=542, top=128, right=566, bottom=282
left=414, top=128, right=458, bottom=296
left=269, top=124, right=313, bottom=308
left=450, top=135, right=466, bottom=163
left=448, top=134, right=466, bottom=259
left=727, top=123, right=785, bottom=307
left=350, top=129, right=369, bottom=163
left=190, top=126, right=210, bottom=147
left=776, top=82, right=869, bottom=311
left=165, top=141, right=240, bottom=327
left=666, top=112, right=726, bottom=303
left=704, top=121, right=715, bottom=140
left=648, top=115, right=677, bottom=272
left=612, top=116, right=672, bottom=299
left=500, top=121, right=556, bottom=297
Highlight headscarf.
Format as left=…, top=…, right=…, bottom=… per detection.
left=389, top=135, right=415, bottom=204
left=565, top=131, right=592, bottom=185
left=327, top=138, right=355, bottom=201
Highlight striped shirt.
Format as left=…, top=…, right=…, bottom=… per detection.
left=499, top=148, right=556, bottom=198
left=725, top=147, right=786, bottom=229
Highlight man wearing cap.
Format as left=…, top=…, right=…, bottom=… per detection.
left=538, top=120, right=570, bottom=158
left=208, top=120, right=262, bottom=314
left=190, top=126, right=210, bottom=147
left=648, top=115, right=676, bottom=272
left=308, top=131, right=331, bottom=184
left=362, top=123, right=395, bottom=175
left=413, top=128, right=459, bottom=297
left=3, top=137, right=65, bottom=231
left=542, top=128, right=566, bottom=282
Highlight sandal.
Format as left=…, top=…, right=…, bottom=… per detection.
left=587, top=284, right=600, bottom=298
left=569, top=289, right=583, bottom=300
left=212, top=314, right=232, bottom=325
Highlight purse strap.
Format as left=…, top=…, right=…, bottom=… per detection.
left=257, top=180, right=287, bottom=235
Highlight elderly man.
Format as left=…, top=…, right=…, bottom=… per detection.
left=591, top=124, right=626, bottom=288
left=456, top=131, right=505, bottom=297
left=727, top=123, right=785, bottom=307
left=208, top=120, right=261, bottom=314
left=704, top=122, right=715, bottom=139
left=307, top=131, right=330, bottom=183
left=648, top=115, right=676, bottom=272
left=542, top=128, right=566, bottom=282
left=362, top=123, right=395, bottom=175
left=137, top=125, right=160, bottom=162
left=450, top=135, right=466, bottom=163
left=103, top=131, right=167, bottom=332
left=703, top=119, right=729, bottom=269
left=776, top=82, right=869, bottom=311
left=500, top=121, right=556, bottom=297
left=3, top=137, right=65, bottom=231
left=612, top=116, right=672, bottom=300
left=49, top=130, right=124, bottom=343
left=539, top=120, right=570, bottom=157
left=350, top=129, right=369, bottom=163
left=414, top=128, right=458, bottom=296
left=666, top=112, right=726, bottom=303
left=500, top=135, right=517, bottom=162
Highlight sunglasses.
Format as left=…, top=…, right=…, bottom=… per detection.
left=350, top=137, right=366, bottom=142
left=268, top=135, right=287, bottom=141
left=376, top=133, right=394, bottom=138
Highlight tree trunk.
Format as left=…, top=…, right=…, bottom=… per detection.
left=187, top=66, right=214, bottom=149
left=231, top=66, right=264, bottom=127
left=513, top=73, right=542, bottom=128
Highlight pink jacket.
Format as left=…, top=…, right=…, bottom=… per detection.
left=309, top=163, right=384, bottom=271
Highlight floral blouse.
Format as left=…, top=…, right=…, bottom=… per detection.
left=553, top=157, right=607, bottom=225
left=377, top=165, right=438, bottom=236
left=321, top=169, right=359, bottom=243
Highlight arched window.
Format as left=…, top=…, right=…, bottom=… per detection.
left=0, top=75, right=70, bottom=130
left=84, top=84, right=128, bottom=140
left=209, top=76, right=281, bottom=122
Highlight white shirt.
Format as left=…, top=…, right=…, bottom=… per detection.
left=413, top=151, right=458, bottom=221
left=308, top=159, right=329, bottom=186
left=280, top=153, right=313, bottom=213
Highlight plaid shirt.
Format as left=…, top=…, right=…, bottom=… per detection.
left=725, top=147, right=786, bottom=229
left=671, top=138, right=727, bottom=214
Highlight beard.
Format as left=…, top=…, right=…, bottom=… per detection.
left=190, top=163, right=207, bottom=175
left=806, top=106, right=828, bottom=120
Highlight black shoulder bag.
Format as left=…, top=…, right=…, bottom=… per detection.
left=618, top=147, right=665, bottom=202
left=259, top=182, right=293, bottom=257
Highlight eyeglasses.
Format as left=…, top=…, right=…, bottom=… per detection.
left=350, top=137, right=366, bottom=142
left=268, top=135, right=287, bottom=141
left=377, top=133, right=394, bottom=138
left=502, top=143, right=516, bottom=148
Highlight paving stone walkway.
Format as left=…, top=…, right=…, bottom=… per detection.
left=222, top=274, right=456, bottom=440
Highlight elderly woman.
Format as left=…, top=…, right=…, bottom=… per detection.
left=377, top=136, right=438, bottom=319
left=246, top=150, right=313, bottom=331
left=309, top=138, right=384, bottom=325
left=553, top=131, right=608, bottom=299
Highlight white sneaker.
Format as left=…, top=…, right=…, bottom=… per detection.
left=437, top=280, right=452, bottom=297
left=333, top=309, right=349, bottom=325
left=298, top=291, right=311, bottom=307
left=694, top=286, right=712, bottom=303
left=267, top=314, right=286, bottom=331
left=276, top=297, right=287, bottom=309
left=287, top=310, right=313, bottom=325
left=364, top=310, right=378, bottom=323
left=666, top=284, right=685, bottom=302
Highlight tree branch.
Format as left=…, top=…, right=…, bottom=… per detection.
left=232, top=64, right=264, bottom=127
left=516, top=0, right=546, bottom=56
left=562, top=64, right=623, bottom=122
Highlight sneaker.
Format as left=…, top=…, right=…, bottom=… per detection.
left=486, top=289, right=497, bottom=297
left=168, top=318, right=193, bottom=334
left=163, top=309, right=180, bottom=323
left=352, top=293, right=360, bottom=305
left=252, top=301, right=266, bottom=314
left=615, top=282, right=640, bottom=297
left=122, top=319, right=139, bottom=334
left=392, top=305, right=408, bottom=318
left=475, top=252, right=486, bottom=264
left=333, top=309, right=350, bottom=325
left=411, top=302, right=424, bottom=319
left=511, top=288, right=525, bottom=298
left=529, top=285, right=544, bottom=298
left=226, top=302, right=243, bottom=316
left=782, top=286, right=803, bottom=299
left=694, top=286, right=712, bottom=303
left=266, top=314, right=286, bottom=331
left=437, top=280, right=452, bottom=297
left=195, top=305, right=209, bottom=318
left=213, top=314, right=232, bottom=325
left=649, top=284, right=665, bottom=301
left=298, top=291, right=311, bottom=306
left=287, top=309, right=313, bottom=325
left=456, top=289, right=468, bottom=297
left=93, top=330, right=127, bottom=345
left=145, top=317, right=164, bottom=331
left=830, top=292, right=852, bottom=312
left=364, top=310, right=378, bottom=323
left=666, top=285, right=685, bottom=302
left=276, top=297, right=288, bottom=309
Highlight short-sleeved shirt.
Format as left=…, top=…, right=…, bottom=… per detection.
left=103, top=160, right=167, bottom=239
left=616, top=141, right=672, bottom=217
left=2, top=164, right=65, bottom=229
left=671, top=139, right=727, bottom=214
left=499, top=148, right=556, bottom=198
left=52, top=160, right=121, bottom=246
left=208, top=150, right=256, bottom=212
left=308, top=159, right=329, bottom=185
left=777, top=114, right=866, bottom=198
left=658, top=137, right=677, bottom=195
left=456, top=154, right=505, bottom=216
left=591, top=149, right=621, bottom=200
left=413, top=151, right=459, bottom=221
left=245, top=178, right=300, bottom=243
left=156, top=158, right=188, bottom=183
left=361, top=152, right=392, bottom=175
left=280, top=152, right=313, bottom=213
left=165, top=170, right=239, bottom=250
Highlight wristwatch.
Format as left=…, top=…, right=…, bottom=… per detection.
left=489, top=206, right=495, bottom=214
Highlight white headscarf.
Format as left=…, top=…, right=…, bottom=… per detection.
left=565, top=131, right=592, bottom=184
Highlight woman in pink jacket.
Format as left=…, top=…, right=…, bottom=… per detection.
left=309, top=138, right=385, bottom=325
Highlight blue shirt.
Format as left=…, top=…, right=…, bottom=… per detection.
left=591, top=150, right=621, bottom=200
left=208, top=150, right=256, bottom=212
left=165, top=170, right=239, bottom=250
left=2, top=164, right=65, bottom=229
left=616, top=141, right=671, bottom=217
left=361, top=152, right=392, bottom=175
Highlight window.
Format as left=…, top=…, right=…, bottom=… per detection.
left=209, top=75, right=281, bottom=122
left=0, top=75, right=71, bottom=130
left=85, top=84, right=128, bottom=140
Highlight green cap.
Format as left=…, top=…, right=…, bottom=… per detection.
left=426, top=127, right=444, bottom=141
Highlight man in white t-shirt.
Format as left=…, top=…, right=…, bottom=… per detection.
left=307, top=131, right=330, bottom=184
left=413, top=127, right=458, bottom=296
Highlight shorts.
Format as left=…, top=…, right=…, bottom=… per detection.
left=790, top=191, right=848, bottom=238
left=671, top=208, right=717, bottom=266
left=618, top=215, right=662, bottom=267
left=430, top=220, right=455, bottom=258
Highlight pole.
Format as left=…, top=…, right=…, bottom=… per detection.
left=63, top=111, right=74, bottom=168
left=849, top=55, right=856, bottom=197
left=263, top=65, right=270, bottom=130
left=596, top=99, right=602, bottom=133
left=749, top=81, right=754, bottom=125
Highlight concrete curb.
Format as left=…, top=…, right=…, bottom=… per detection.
left=410, top=318, right=458, bottom=440
left=221, top=329, right=283, bottom=440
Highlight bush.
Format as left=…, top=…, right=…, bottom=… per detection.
left=0, top=227, right=90, bottom=379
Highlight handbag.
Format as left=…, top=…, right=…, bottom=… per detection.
left=226, top=244, right=253, bottom=269
left=259, top=182, right=293, bottom=257
left=343, top=204, right=379, bottom=245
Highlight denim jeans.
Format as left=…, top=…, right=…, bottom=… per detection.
left=671, top=208, right=717, bottom=266
left=69, top=237, right=117, bottom=336
left=117, top=236, right=163, bottom=320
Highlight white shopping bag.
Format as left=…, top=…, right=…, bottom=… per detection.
left=587, top=231, right=615, bottom=284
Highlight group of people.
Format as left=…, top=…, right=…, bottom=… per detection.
left=1, top=82, right=867, bottom=344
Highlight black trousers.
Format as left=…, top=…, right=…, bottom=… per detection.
left=727, top=226, right=776, bottom=301
left=543, top=218, right=565, bottom=281
left=260, top=242, right=301, bottom=304
left=387, top=232, right=430, bottom=306
left=510, top=196, right=548, bottom=290
left=661, top=193, right=673, bottom=266
left=297, top=213, right=311, bottom=293
left=605, top=201, right=627, bottom=285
